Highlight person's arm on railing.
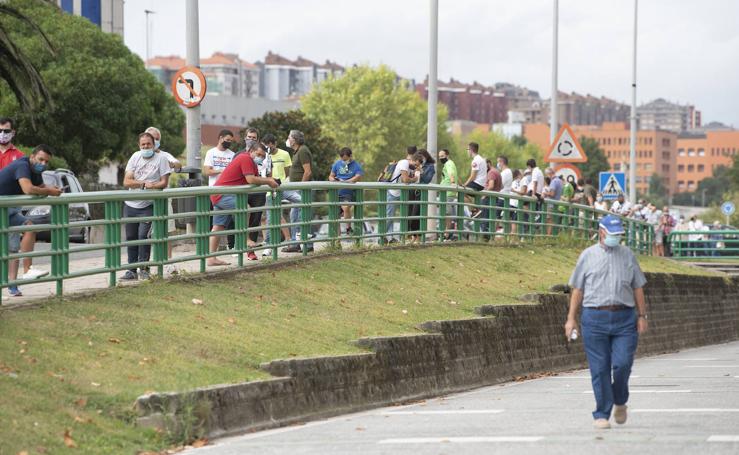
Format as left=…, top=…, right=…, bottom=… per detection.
left=245, top=175, right=279, bottom=189
left=329, top=170, right=337, bottom=182
left=145, top=174, right=170, bottom=190
left=18, top=178, right=62, bottom=197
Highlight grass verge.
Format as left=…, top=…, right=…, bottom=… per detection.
left=0, top=242, right=714, bottom=453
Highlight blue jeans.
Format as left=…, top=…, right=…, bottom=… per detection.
left=581, top=307, right=639, bottom=420
left=385, top=192, right=400, bottom=234
left=124, top=204, right=153, bottom=273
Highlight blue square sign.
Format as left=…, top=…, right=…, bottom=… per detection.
left=599, top=172, right=626, bottom=201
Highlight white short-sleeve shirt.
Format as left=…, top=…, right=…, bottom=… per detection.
left=471, top=155, right=487, bottom=187
left=389, top=159, right=411, bottom=198
left=203, top=147, right=235, bottom=186
left=124, top=151, right=172, bottom=209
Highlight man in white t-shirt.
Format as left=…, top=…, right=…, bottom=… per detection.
left=463, top=142, right=487, bottom=191
left=610, top=194, right=632, bottom=216
left=203, top=129, right=236, bottom=186
left=122, top=132, right=171, bottom=281
left=385, top=146, right=422, bottom=239
left=498, top=155, right=513, bottom=195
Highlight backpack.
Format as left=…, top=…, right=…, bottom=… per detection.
left=378, top=161, right=401, bottom=183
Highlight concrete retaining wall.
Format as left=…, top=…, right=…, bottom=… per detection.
left=134, top=273, right=739, bottom=438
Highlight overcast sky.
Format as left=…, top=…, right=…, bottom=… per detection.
left=124, top=0, right=739, bottom=127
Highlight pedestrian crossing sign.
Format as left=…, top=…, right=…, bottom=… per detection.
left=599, top=172, right=626, bottom=201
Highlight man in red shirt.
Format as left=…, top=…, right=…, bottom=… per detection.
left=208, top=139, right=279, bottom=266
left=0, top=117, right=24, bottom=169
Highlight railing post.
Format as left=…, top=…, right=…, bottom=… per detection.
left=195, top=195, right=210, bottom=273
left=104, top=201, right=121, bottom=287
left=50, top=204, right=69, bottom=297
left=473, top=194, right=482, bottom=241
left=269, top=190, right=281, bottom=260
left=353, top=188, right=364, bottom=248
left=0, top=207, right=8, bottom=304
left=399, top=188, right=409, bottom=243
left=235, top=193, right=248, bottom=267
left=300, top=188, right=312, bottom=255
left=503, top=196, right=511, bottom=237
left=456, top=190, right=465, bottom=240
left=328, top=188, right=340, bottom=248
left=420, top=189, right=429, bottom=244
left=438, top=189, right=447, bottom=242
left=378, top=188, right=388, bottom=246
left=152, top=197, right=168, bottom=276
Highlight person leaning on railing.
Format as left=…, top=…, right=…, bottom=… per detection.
left=121, top=132, right=172, bottom=281
left=328, top=147, right=364, bottom=236
left=384, top=146, right=419, bottom=242
left=0, top=144, right=61, bottom=297
left=207, top=139, right=279, bottom=267
left=281, top=130, right=314, bottom=254
left=438, top=148, right=458, bottom=241
left=407, top=149, right=435, bottom=242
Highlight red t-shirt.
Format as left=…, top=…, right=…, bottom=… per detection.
left=210, top=153, right=257, bottom=205
left=486, top=167, right=502, bottom=192
left=0, top=145, right=25, bottom=170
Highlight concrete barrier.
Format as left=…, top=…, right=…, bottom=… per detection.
left=134, top=273, right=739, bottom=439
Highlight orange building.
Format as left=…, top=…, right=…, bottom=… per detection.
left=522, top=122, right=678, bottom=196
left=675, top=131, right=739, bottom=192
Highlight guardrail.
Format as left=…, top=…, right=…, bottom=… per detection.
left=667, top=230, right=739, bottom=259
left=0, top=182, right=654, bottom=303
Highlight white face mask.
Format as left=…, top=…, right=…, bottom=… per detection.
left=285, top=139, right=291, bottom=149
left=0, top=131, right=13, bottom=144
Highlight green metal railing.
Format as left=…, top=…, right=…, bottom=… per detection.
left=667, top=230, right=739, bottom=259
left=0, top=182, right=654, bottom=302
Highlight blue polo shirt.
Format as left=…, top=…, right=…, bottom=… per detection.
left=331, top=159, right=364, bottom=197
left=0, top=157, right=43, bottom=196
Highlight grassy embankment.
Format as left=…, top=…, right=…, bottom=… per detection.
left=0, top=243, right=714, bottom=454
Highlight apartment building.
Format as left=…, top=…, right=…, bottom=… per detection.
left=675, top=130, right=739, bottom=192
left=415, top=78, right=508, bottom=124
left=637, top=98, right=701, bottom=133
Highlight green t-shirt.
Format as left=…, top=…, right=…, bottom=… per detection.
left=270, top=148, right=292, bottom=181
left=559, top=183, right=574, bottom=212
left=289, top=145, right=313, bottom=182
left=440, top=160, right=458, bottom=186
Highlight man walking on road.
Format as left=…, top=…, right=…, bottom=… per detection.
left=564, top=214, right=649, bottom=429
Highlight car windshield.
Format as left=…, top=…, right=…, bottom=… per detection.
left=42, top=174, right=58, bottom=187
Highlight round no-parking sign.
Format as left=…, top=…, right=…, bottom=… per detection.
left=171, top=66, right=207, bottom=108
left=721, top=201, right=736, bottom=217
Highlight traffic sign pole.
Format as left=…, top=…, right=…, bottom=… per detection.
left=186, top=0, right=201, bottom=172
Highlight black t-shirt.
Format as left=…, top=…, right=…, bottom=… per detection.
left=0, top=157, right=43, bottom=196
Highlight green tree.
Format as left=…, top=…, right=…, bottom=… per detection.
left=244, top=110, right=338, bottom=181
left=0, top=0, right=184, bottom=174
left=577, top=136, right=610, bottom=183
left=729, top=154, right=739, bottom=192
left=644, top=173, right=667, bottom=208
left=301, top=65, right=455, bottom=178
left=0, top=0, right=53, bottom=119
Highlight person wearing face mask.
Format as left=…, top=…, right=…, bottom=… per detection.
left=0, top=117, right=24, bottom=169
left=121, top=132, right=172, bottom=280
left=203, top=130, right=236, bottom=187
left=0, top=144, right=62, bottom=296
left=329, top=147, right=364, bottom=235
left=565, top=214, right=648, bottom=430
left=261, top=134, right=292, bottom=254
left=594, top=192, right=608, bottom=212
left=208, top=139, right=279, bottom=266
left=438, top=149, right=458, bottom=240
left=282, top=130, right=315, bottom=253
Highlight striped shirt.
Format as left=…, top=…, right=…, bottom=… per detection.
left=568, top=243, right=647, bottom=308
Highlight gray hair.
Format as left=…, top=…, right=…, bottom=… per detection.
left=145, top=126, right=161, bottom=140
left=289, top=129, right=305, bottom=145
left=244, top=139, right=259, bottom=152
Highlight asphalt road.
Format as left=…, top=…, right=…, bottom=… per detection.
left=188, top=341, right=739, bottom=455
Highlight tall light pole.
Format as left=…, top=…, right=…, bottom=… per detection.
left=427, top=0, right=439, bottom=236
left=550, top=0, right=559, bottom=151
left=144, top=9, right=155, bottom=63
left=185, top=0, right=201, bottom=171
left=629, top=0, right=638, bottom=204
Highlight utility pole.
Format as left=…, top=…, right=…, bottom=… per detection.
left=629, top=0, right=639, bottom=204
left=550, top=0, right=558, bottom=147
left=144, top=9, right=155, bottom=63
left=427, top=0, right=439, bottom=237
left=185, top=0, right=201, bottom=171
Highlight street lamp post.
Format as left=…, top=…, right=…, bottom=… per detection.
left=629, top=0, right=639, bottom=204
left=144, top=9, right=155, bottom=63
left=550, top=0, right=559, bottom=155
left=427, top=0, right=439, bottom=236
left=185, top=0, right=201, bottom=171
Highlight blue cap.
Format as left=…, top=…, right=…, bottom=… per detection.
left=599, top=215, right=625, bottom=235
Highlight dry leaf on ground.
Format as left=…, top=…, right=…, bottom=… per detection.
left=191, top=439, right=209, bottom=448
left=63, top=429, right=77, bottom=448
left=191, top=298, right=203, bottom=305
left=107, top=337, right=122, bottom=344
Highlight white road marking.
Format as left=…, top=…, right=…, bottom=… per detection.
left=582, top=389, right=692, bottom=394
left=379, top=436, right=543, bottom=444
left=550, top=375, right=640, bottom=379
left=651, top=358, right=719, bottom=361
left=708, top=435, right=739, bottom=442
left=685, top=365, right=739, bottom=368
left=381, top=410, right=505, bottom=415
left=633, top=409, right=739, bottom=413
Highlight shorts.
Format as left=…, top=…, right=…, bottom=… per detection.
left=466, top=182, right=484, bottom=192
left=213, top=195, right=236, bottom=227
left=339, top=193, right=355, bottom=203
left=8, top=208, right=28, bottom=253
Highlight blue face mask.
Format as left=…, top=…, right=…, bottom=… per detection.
left=604, top=234, right=621, bottom=248
left=32, top=162, right=47, bottom=174
left=254, top=156, right=264, bottom=165
left=141, top=149, right=155, bottom=158
left=154, top=140, right=161, bottom=150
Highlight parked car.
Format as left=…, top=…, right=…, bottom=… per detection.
left=21, top=169, right=91, bottom=243
left=712, top=224, right=739, bottom=257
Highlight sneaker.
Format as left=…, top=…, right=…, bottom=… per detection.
left=593, top=418, right=611, bottom=430
left=613, top=405, right=627, bottom=425
left=21, top=267, right=49, bottom=280
left=8, top=286, right=22, bottom=297
left=165, top=265, right=179, bottom=276
left=262, top=250, right=273, bottom=257
left=281, top=245, right=302, bottom=253
left=120, top=270, right=137, bottom=281
left=247, top=252, right=258, bottom=261
left=138, top=270, right=151, bottom=280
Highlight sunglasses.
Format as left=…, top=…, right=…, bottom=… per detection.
left=0, top=129, right=12, bottom=134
